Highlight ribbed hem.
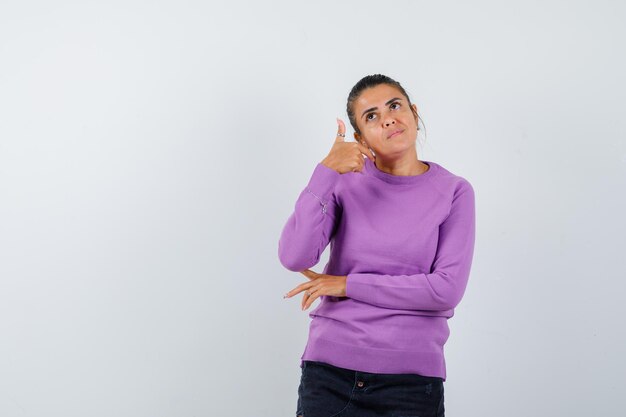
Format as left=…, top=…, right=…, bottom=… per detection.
left=300, top=336, right=446, bottom=381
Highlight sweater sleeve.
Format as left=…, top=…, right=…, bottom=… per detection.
left=345, top=180, right=476, bottom=311
left=278, top=162, right=342, bottom=272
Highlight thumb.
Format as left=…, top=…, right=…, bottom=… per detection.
left=335, top=118, right=346, bottom=143
left=300, top=269, right=318, bottom=280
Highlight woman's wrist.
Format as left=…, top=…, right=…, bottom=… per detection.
left=321, top=157, right=338, bottom=173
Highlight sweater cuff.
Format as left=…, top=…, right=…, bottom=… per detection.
left=345, top=273, right=372, bottom=302
left=306, top=162, right=341, bottom=201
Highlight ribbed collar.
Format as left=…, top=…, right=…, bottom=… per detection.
left=364, top=157, right=438, bottom=185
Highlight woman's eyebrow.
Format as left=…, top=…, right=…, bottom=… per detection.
left=361, top=97, right=402, bottom=119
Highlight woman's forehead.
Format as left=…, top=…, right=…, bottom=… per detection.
left=354, top=84, right=406, bottom=111
left=355, top=84, right=405, bottom=107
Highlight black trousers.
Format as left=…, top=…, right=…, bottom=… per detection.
left=296, top=360, right=445, bottom=417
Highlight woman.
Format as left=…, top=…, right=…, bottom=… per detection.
left=278, top=74, right=476, bottom=417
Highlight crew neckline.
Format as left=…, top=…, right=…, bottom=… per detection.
left=364, top=157, right=437, bottom=185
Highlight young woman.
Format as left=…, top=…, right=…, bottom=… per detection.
left=279, top=74, right=476, bottom=417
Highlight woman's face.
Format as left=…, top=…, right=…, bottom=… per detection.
left=352, top=83, right=419, bottom=159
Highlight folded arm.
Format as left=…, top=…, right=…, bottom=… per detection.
left=346, top=180, right=476, bottom=311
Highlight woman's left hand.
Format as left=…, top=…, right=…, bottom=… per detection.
left=283, top=269, right=347, bottom=311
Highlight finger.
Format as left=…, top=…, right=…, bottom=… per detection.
left=302, top=287, right=314, bottom=310
left=301, top=291, right=308, bottom=310
left=301, top=286, right=316, bottom=310
left=356, top=142, right=376, bottom=161
left=335, top=118, right=346, bottom=143
left=284, top=281, right=313, bottom=298
left=303, top=290, right=320, bottom=310
left=352, top=156, right=365, bottom=174
left=356, top=142, right=375, bottom=161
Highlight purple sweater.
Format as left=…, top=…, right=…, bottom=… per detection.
left=278, top=157, right=475, bottom=381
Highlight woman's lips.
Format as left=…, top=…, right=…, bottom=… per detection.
left=387, top=129, right=404, bottom=139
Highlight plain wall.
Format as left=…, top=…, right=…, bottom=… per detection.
left=1, top=0, right=624, bottom=415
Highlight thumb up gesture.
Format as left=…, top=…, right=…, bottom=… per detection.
left=321, top=118, right=376, bottom=174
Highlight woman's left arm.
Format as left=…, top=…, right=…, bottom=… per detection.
left=345, top=180, right=476, bottom=312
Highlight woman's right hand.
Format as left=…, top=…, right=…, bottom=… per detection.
left=321, top=118, right=376, bottom=174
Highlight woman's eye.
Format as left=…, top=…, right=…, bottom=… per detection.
left=365, top=104, right=399, bottom=122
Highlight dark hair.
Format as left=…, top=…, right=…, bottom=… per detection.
left=346, top=74, right=426, bottom=140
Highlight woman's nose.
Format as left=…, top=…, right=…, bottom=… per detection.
left=384, top=119, right=395, bottom=127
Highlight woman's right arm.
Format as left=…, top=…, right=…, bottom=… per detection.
left=277, top=162, right=342, bottom=272
left=278, top=118, right=374, bottom=271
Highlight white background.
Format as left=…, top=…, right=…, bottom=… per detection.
left=1, top=1, right=624, bottom=416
